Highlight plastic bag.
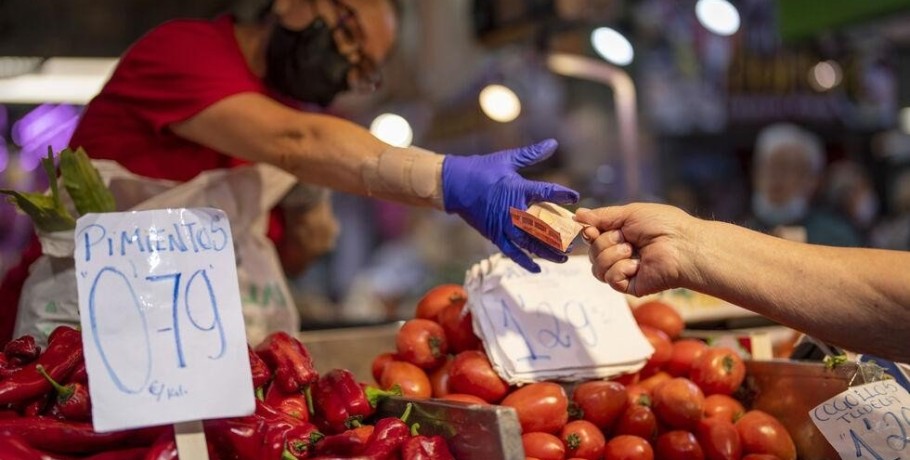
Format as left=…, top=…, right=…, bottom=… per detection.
left=14, top=161, right=299, bottom=346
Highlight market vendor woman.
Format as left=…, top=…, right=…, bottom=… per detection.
left=0, top=0, right=578, bottom=343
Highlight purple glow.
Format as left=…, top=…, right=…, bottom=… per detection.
left=12, top=104, right=81, bottom=171
left=0, top=139, right=7, bottom=174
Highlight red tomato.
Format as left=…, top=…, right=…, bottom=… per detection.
left=437, top=302, right=481, bottom=353
left=439, top=393, right=488, bottom=405
left=689, top=347, right=746, bottom=396
left=522, top=432, right=566, bottom=460
left=614, top=403, right=659, bottom=442
left=626, top=384, right=650, bottom=407
left=416, top=284, right=466, bottom=321
left=703, top=394, right=745, bottom=423
left=561, top=420, right=606, bottom=460
left=638, top=371, right=672, bottom=393
left=640, top=326, right=672, bottom=376
left=572, top=380, right=627, bottom=431
left=633, top=300, right=684, bottom=339
left=742, top=455, right=781, bottom=460
left=396, top=319, right=449, bottom=370
left=666, top=339, right=708, bottom=377
left=502, top=382, right=569, bottom=434
left=656, top=431, right=704, bottom=460
left=735, top=411, right=796, bottom=460
left=429, top=356, right=453, bottom=397
left=651, top=378, right=705, bottom=430
left=612, top=372, right=640, bottom=386
left=448, top=350, right=509, bottom=403
left=695, top=417, right=742, bottom=460
left=371, top=352, right=396, bottom=384
left=603, top=435, right=654, bottom=460
left=379, top=361, right=431, bottom=399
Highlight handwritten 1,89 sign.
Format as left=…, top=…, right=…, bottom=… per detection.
left=810, top=380, right=910, bottom=459
left=75, top=208, right=254, bottom=432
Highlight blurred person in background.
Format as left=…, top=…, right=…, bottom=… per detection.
left=577, top=203, right=910, bottom=363
left=821, top=160, right=881, bottom=244
left=0, top=0, right=578, bottom=342
left=871, top=168, right=910, bottom=250
left=745, top=123, right=861, bottom=247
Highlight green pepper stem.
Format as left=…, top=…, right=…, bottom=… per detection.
left=400, top=402, right=413, bottom=423
left=364, top=385, right=401, bottom=408
left=36, top=364, right=73, bottom=398
left=255, top=386, right=264, bottom=401
left=410, top=422, right=421, bottom=437
left=304, top=386, right=315, bottom=416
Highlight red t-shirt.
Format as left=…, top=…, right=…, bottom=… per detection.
left=0, top=15, right=289, bottom=343
left=70, top=15, right=264, bottom=180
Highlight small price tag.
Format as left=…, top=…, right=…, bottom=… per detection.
left=466, top=255, right=653, bottom=383
left=810, top=380, right=910, bottom=459
left=74, top=208, right=254, bottom=432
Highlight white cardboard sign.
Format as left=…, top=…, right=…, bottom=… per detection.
left=74, top=208, right=254, bottom=432
left=465, top=255, right=653, bottom=383
left=810, top=380, right=910, bottom=459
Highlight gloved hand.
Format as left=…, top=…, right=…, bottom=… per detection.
left=442, top=139, right=580, bottom=272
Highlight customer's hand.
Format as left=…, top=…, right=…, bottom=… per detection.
left=442, top=139, right=579, bottom=272
left=575, top=203, right=697, bottom=296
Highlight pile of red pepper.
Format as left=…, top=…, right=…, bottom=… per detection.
left=0, top=328, right=455, bottom=460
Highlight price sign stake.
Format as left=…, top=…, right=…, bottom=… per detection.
left=810, top=380, right=910, bottom=459
left=75, top=208, right=255, bottom=458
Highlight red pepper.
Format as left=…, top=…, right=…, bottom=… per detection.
left=360, top=405, right=413, bottom=460
left=0, top=328, right=83, bottom=406
left=0, top=434, right=70, bottom=460
left=264, top=385, right=311, bottom=422
left=249, top=345, right=272, bottom=393
left=4, top=335, right=41, bottom=366
left=400, top=434, right=454, bottom=460
left=255, top=332, right=318, bottom=393
left=67, top=360, right=88, bottom=386
left=314, top=425, right=374, bottom=457
left=80, top=447, right=148, bottom=460
left=312, top=369, right=396, bottom=433
left=36, top=364, right=91, bottom=421
left=0, top=353, right=18, bottom=380
left=21, top=393, right=51, bottom=417
left=46, top=326, right=75, bottom=347
left=281, top=422, right=324, bottom=459
left=205, top=416, right=265, bottom=460
left=0, top=417, right=165, bottom=455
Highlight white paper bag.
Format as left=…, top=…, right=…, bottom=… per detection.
left=14, top=161, right=299, bottom=347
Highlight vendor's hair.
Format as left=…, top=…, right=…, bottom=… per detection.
left=232, top=0, right=402, bottom=24
left=754, top=123, right=824, bottom=175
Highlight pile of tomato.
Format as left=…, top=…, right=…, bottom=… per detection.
left=371, top=285, right=798, bottom=460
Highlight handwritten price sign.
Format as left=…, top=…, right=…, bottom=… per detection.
left=810, top=380, right=910, bottom=459
left=466, top=255, right=653, bottom=383
left=75, top=208, right=254, bottom=432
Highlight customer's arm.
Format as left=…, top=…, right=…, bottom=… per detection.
left=577, top=204, right=910, bottom=362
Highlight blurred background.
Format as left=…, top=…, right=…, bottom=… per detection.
left=2, top=0, right=910, bottom=327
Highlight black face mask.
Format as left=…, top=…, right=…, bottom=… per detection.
left=265, top=18, right=351, bottom=107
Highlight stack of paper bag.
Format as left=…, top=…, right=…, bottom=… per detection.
left=464, top=254, right=654, bottom=384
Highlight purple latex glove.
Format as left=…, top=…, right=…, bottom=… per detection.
left=442, top=139, right=580, bottom=272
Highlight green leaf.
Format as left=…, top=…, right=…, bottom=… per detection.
left=59, top=147, right=116, bottom=215
left=0, top=148, right=76, bottom=232
left=0, top=190, right=76, bottom=232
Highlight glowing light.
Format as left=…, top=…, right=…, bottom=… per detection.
left=591, top=27, right=634, bottom=66
left=808, top=60, right=843, bottom=92
left=901, top=107, right=910, bottom=135
left=479, top=84, right=522, bottom=123
left=370, top=113, right=413, bottom=147
left=695, top=0, right=741, bottom=36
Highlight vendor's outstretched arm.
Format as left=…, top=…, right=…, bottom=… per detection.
left=172, top=92, right=579, bottom=272
left=576, top=204, right=910, bottom=362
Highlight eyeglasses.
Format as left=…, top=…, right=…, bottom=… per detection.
left=328, top=0, right=382, bottom=93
